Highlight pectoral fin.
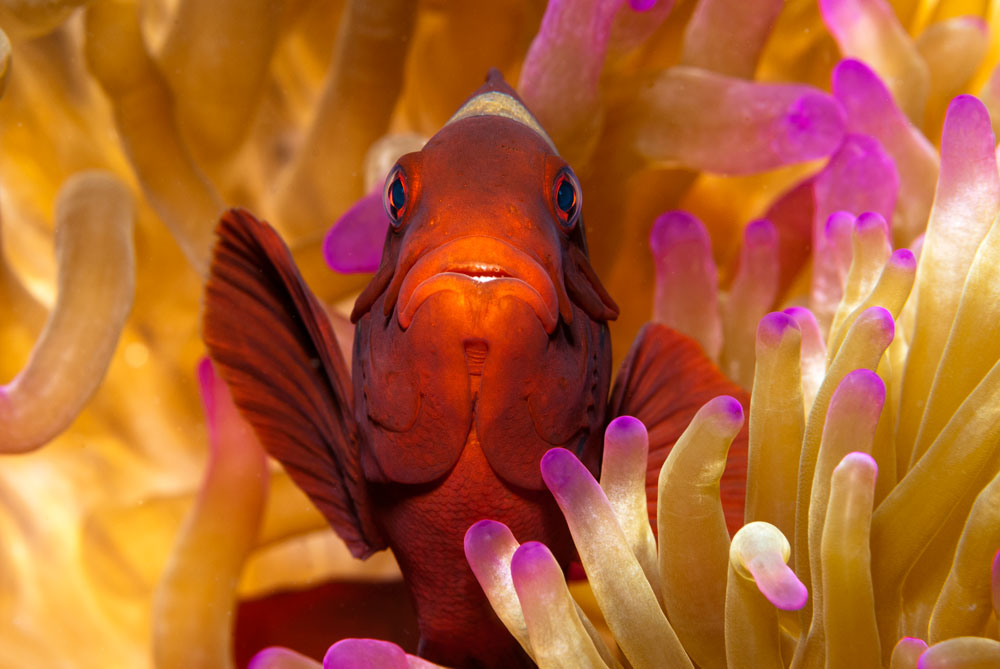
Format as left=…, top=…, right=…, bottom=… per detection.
left=203, top=209, right=385, bottom=558
left=610, top=323, right=748, bottom=534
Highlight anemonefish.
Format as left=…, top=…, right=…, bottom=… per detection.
left=204, top=70, right=747, bottom=668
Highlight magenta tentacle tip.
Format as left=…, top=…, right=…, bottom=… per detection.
left=757, top=311, right=800, bottom=347
left=511, top=542, right=562, bottom=597
left=605, top=415, right=647, bottom=443
left=831, top=57, right=871, bottom=83
left=855, top=211, right=887, bottom=234
left=464, top=519, right=511, bottom=553
left=247, top=647, right=285, bottom=669
left=942, top=95, right=994, bottom=142
left=751, top=558, right=809, bottom=610
left=649, top=210, right=707, bottom=255
left=743, top=219, right=777, bottom=246
left=831, top=58, right=892, bottom=104
left=540, top=447, right=581, bottom=491
left=695, top=395, right=745, bottom=437
left=196, top=356, right=218, bottom=434
left=824, top=210, right=855, bottom=235
left=783, top=308, right=823, bottom=340
left=324, top=638, right=408, bottom=669
left=511, top=541, right=553, bottom=577
left=946, top=93, right=989, bottom=117
left=782, top=306, right=814, bottom=320
left=712, top=395, right=745, bottom=424
left=890, top=248, right=916, bottom=270
left=861, top=305, right=895, bottom=339
left=897, top=638, right=930, bottom=669
left=837, top=368, right=886, bottom=400
left=770, top=572, right=809, bottom=611
left=836, top=451, right=879, bottom=482
left=196, top=356, right=215, bottom=396
left=322, top=190, right=386, bottom=274
left=773, top=92, right=846, bottom=162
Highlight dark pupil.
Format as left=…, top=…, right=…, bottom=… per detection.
left=388, top=177, right=406, bottom=218
left=557, top=179, right=576, bottom=216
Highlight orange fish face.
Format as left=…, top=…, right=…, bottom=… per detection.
left=383, top=118, right=576, bottom=336
left=350, top=86, right=618, bottom=491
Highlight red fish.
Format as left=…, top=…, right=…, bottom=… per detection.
left=204, top=71, right=747, bottom=667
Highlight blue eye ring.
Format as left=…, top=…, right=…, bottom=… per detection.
left=384, top=167, right=408, bottom=226
left=553, top=170, right=580, bottom=231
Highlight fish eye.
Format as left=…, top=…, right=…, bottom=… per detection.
left=553, top=170, right=580, bottom=231
left=384, top=168, right=408, bottom=226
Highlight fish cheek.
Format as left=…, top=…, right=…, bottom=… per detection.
left=477, top=299, right=608, bottom=490
left=354, top=294, right=473, bottom=485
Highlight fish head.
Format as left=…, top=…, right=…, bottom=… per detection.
left=351, top=70, right=618, bottom=334
left=351, top=71, right=617, bottom=489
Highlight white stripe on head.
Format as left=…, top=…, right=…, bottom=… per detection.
left=445, top=91, right=558, bottom=154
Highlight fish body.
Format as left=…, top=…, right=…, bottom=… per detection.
left=204, top=72, right=747, bottom=667
left=350, top=77, right=615, bottom=665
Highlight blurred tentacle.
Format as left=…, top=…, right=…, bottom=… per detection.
left=157, top=0, right=283, bottom=160
left=152, top=359, right=268, bottom=669
left=272, top=0, right=416, bottom=245
left=0, top=171, right=134, bottom=454
left=84, top=0, right=223, bottom=277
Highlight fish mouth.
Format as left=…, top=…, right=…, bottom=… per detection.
left=397, top=237, right=559, bottom=334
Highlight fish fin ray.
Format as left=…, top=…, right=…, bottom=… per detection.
left=610, top=323, right=748, bottom=535
left=204, top=208, right=385, bottom=558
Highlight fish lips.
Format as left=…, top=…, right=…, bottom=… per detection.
left=396, top=237, right=560, bottom=334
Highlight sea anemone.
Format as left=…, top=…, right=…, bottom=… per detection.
left=452, top=90, right=1000, bottom=669
left=2, top=0, right=1000, bottom=667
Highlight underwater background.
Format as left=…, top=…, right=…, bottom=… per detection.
left=2, top=0, right=1000, bottom=666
